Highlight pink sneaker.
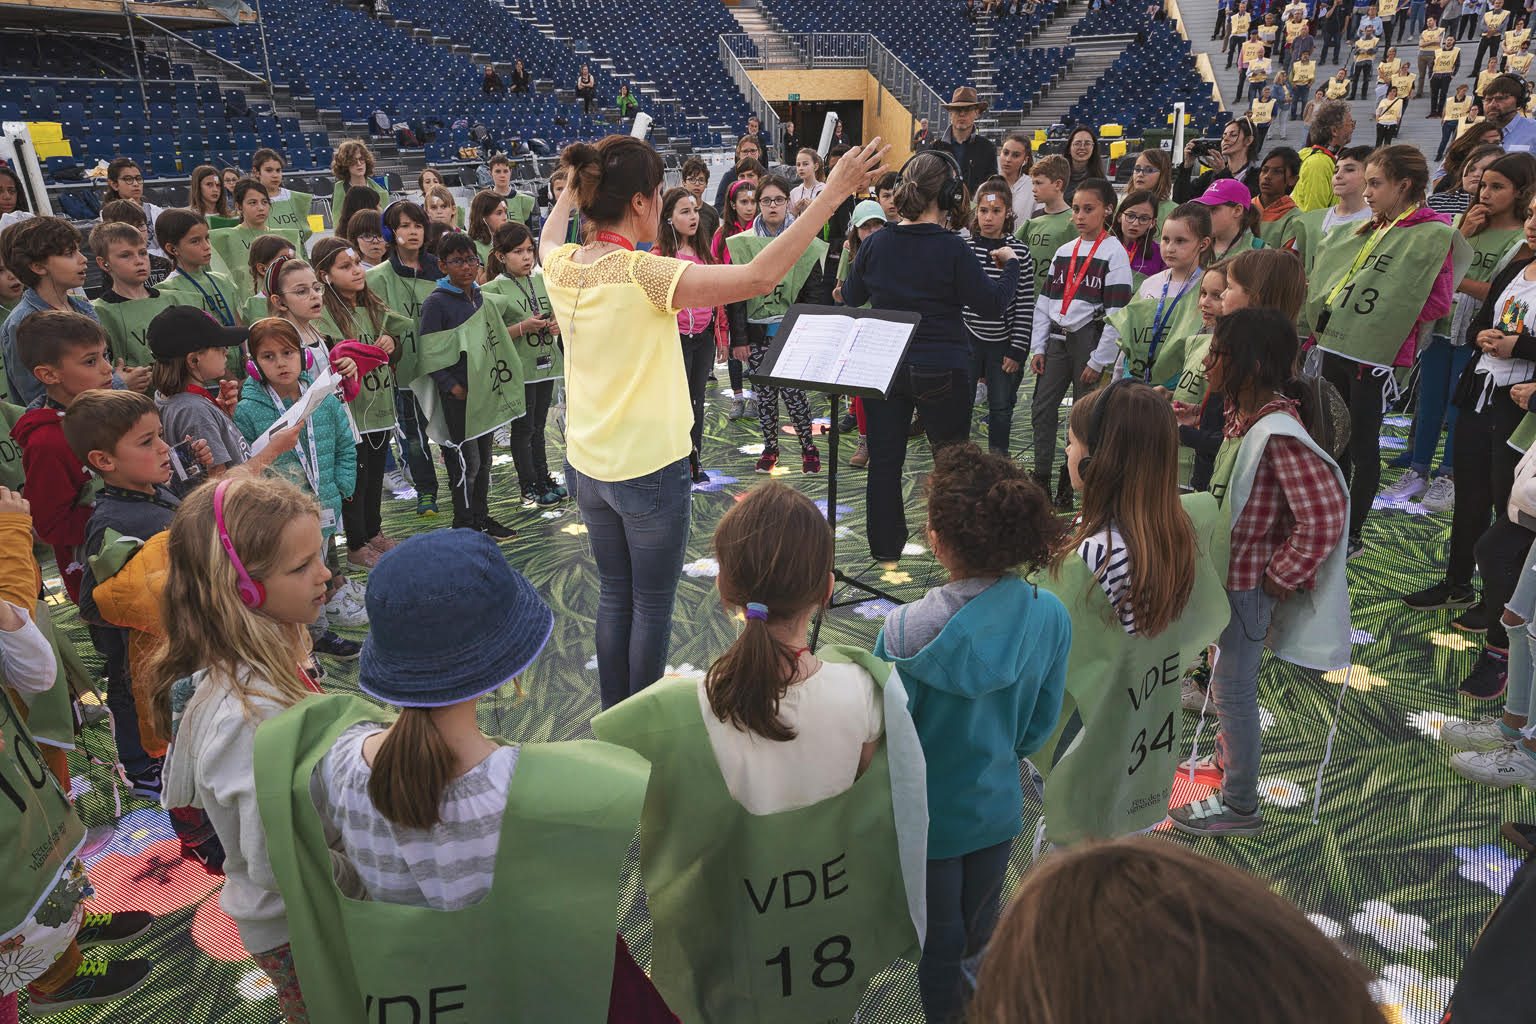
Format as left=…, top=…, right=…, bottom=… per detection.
left=368, top=534, right=400, bottom=553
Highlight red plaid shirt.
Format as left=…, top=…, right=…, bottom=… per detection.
left=1226, top=399, right=1348, bottom=592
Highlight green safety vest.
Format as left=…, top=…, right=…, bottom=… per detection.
left=482, top=274, right=565, bottom=383
left=591, top=647, right=926, bottom=1024
left=209, top=225, right=304, bottom=301
left=1033, top=494, right=1230, bottom=844
left=411, top=301, right=526, bottom=445
left=1305, top=216, right=1455, bottom=366
left=1211, top=411, right=1351, bottom=671
left=726, top=232, right=828, bottom=323
left=1434, top=224, right=1524, bottom=338
left=92, top=291, right=183, bottom=368
left=1106, top=282, right=1205, bottom=387
left=265, top=190, right=315, bottom=241
left=1018, top=209, right=1075, bottom=302
left=314, top=308, right=410, bottom=434
left=1511, top=411, right=1536, bottom=453
left=158, top=268, right=241, bottom=327
left=254, top=694, right=648, bottom=1024
left=0, top=686, right=85, bottom=938
left=366, top=262, right=439, bottom=387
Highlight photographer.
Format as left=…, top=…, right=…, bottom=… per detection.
left=1174, top=119, right=1262, bottom=202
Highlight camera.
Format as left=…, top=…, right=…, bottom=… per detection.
left=1189, top=138, right=1222, bottom=162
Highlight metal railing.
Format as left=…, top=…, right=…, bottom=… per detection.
left=719, top=33, right=948, bottom=136
left=718, top=35, right=783, bottom=155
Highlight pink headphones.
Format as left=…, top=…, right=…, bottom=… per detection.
left=246, top=344, right=315, bottom=383
left=213, top=479, right=265, bottom=608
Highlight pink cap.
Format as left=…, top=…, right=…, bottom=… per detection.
left=1193, top=178, right=1253, bottom=208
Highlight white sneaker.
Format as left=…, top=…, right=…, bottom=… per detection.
left=1450, top=745, right=1536, bottom=788
left=975, top=380, right=988, bottom=404
left=1381, top=468, right=1428, bottom=502
left=326, top=581, right=369, bottom=627
left=1441, top=716, right=1518, bottom=752
left=1420, top=475, right=1455, bottom=513
left=382, top=468, right=411, bottom=496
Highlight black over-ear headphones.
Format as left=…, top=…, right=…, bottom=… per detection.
left=898, top=149, right=968, bottom=213
left=1077, top=378, right=1136, bottom=481
left=1493, top=73, right=1532, bottom=110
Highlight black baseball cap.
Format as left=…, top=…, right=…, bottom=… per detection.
left=146, top=305, right=248, bottom=361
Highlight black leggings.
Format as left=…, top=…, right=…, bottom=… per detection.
left=342, top=430, right=389, bottom=550
left=1449, top=387, right=1526, bottom=587
left=1322, top=352, right=1388, bottom=539
left=508, top=379, right=555, bottom=490
left=1476, top=517, right=1536, bottom=649
left=681, top=325, right=714, bottom=456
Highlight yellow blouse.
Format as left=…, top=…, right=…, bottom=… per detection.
left=541, top=245, right=693, bottom=481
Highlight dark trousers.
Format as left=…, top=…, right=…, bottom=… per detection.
left=728, top=356, right=744, bottom=392
left=396, top=387, right=439, bottom=499
left=680, top=326, right=715, bottom=457
left=1449, top=387, right=1525, bottom=590
left=579, top=86, right=595, bottom=113
left=1349, top=60, right=1374, bottom=98
left=440, top=394, right=493, bottom=527
left=508, top=379, right=555, bottom=490
left=1477, top=517, right=1536, bottom=648
left=919, top=840, right=1012, bottom=1024
left=1031, top=321, right=1103, bottom=485
left=341, top=430, right=389, bottom=549
left=1213, top=7, right=1229, bottom=37
left=1461, top=13, right=1481, bottom=40
left=1474, top=31, right=1500, bottom=69
left=1321, top=351, right=1388, bottom=539
left=1227, top=34, right=1245, bottom=66
left=1323, top=27, right=1344, bottom=62
left=1437, top=116, right=1461, bottom=159
left=1430, top=72, right=1454, bottom=115
left=1376, top=122, right=1401, bottom=146
left=864, top=364, right=973, bottom=559
left=970, top=341, right=1025, bottom=455
left=93, top=624, right=153, bottom=777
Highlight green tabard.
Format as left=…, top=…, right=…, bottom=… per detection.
left=482, top=275, right=564, bottom=383
left=0, top=402, right=25, bottom=491
left=411, top=302, right=526, bottom=444
left=505, top=191, right=536, bottom=227
left=1033, top=493, right=1231, bottom=843
left=591, top=648, right=925, bottom=1024
left=1510, top=411, right=1536, bottom=453
left=1433, top=224, right=1523, bottom=337
left=265, top=190, right=315, bottom=241
left=1257, top=207, right=1304, bottom=252
left=1305, top=217, right=1455, bottom=366
left=255, top=694, right=648, bottom=1024
left=1106, top=284, right=1204, bottom=386
left=209, top=225, right=304, bottom=301
left=22, top=595, right=91, bottom=750
left=157, top=268, right=242, bottom=326
left=1171, top=332, right=1214, bottom=485
left=92, top=291, right=183, bottom=367
left=314, top=308, right=410, bottom=434
left=366, top=262, right=439, bottom=387
left=330, top=178, right=390, bottom=221
left=1018, top=209, right=1074, bottom=303
left=725, top=232, right=828, bottom=322
left=0, top=687, right=85, bottom=939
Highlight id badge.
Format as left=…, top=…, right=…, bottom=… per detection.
left=536, top=355, right=553, bottom=371
left=319, top=508, right=336, bottom=531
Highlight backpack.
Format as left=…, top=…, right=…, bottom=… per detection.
left=1289, top=371, right=1352, bottom=464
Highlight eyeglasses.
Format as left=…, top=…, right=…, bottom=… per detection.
left=357, top=233, right=384, bottom=244
left=685, top=175, right=709, bottom=185
left=116, top=175, right=144, bottom=184
left=1132, top=165, right=1157, bottom=175
left=758, top=197, right=788, bottom=208
left=1121, top=212, right=1156, bottom=225
left=442, top=256, right=483, bottom=268
left=283, top=283, right=326, bottom=297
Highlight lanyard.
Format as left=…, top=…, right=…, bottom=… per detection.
left=99, top=483, right=180, bottom=514
left=265, top=383, right=322, bottom=496
left=594, top=230, right=634, bottom=250
left=1060, top=232, right=1108, bottom=316
left=1146, top=270, right=1201, bottom=380
left=1325, top=204, right=1418, bottom=307
left=178, top=269, right=235, bottom=326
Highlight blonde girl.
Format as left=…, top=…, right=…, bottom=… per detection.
left=152, top=475, right=337, bottom=1023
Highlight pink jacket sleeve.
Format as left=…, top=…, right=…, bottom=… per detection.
left=1395, top=249, right=1456, bottom=366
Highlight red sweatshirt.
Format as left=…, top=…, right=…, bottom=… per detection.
left=13, top=406, right=94, bottom=603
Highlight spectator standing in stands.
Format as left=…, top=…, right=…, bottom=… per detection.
left=1290, top=20, right=1316, bottom=68
left=1376, top=85, right=1408, bottom=142
left=510, top=59, right=531, bottom=94
left=1215, top=0, right=1234, bottom=38
left=1433, top=35, right=1468, bottom=112
left=1226, top=0, right=1253, bottom=66
left=998, top=130, right=1038, bottom=224
left=742, top=115, right=766, bottom=155
left=1418, top=16, right=1447, bottom=94
left=1350, top=23, right=1382, bottom=98
left=1294, top=99, right=1357, bottom=209
left=1291, top=48, right=1317, bottom=118
left=1476, top=0, right=1514, bottom=69
left=576, top=65, right=597, bottom=114
left=913, top=117, right=931, bottom=148
left=1322, top=0, right=1350, bottom=62
left=481, top=64, right=505, bottom=98
left=1437, top=83, right=1477, bottom=157
left=933, top=87, right=999, bottom=192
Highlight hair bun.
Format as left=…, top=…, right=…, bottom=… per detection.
left=563, top=142, right=600, bottom=173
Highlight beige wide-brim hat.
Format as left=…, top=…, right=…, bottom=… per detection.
left=942, top=86, right=991, bottom=112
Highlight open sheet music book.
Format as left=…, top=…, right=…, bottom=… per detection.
left=755, top=305, right=921, bottom=399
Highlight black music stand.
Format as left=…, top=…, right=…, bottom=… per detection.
left=754, top=303, right=922, bottom=649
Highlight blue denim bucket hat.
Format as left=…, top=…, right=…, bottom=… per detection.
left=358, top=529, right=553, bottom=707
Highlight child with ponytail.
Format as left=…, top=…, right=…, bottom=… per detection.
left=243, top=234, right=297, bottom=326
left=152, top=474, right=339, bottom=1022
left=594, top=482, right=923, bottom=1022
left=875, top=444, right=1070, bottom=1024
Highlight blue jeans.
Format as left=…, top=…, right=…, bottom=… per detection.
left=969, top=342, right=1024, bottom=454
left=1211, top=587, right=1277, bottom=814
left=1290, top=82, right=1311, bottom=118
left=566, top=457, right=692, bottom=709
left=1322, top=27, right=1343, bottom=63
left=920, top=840, right=1012, bottom=1024
left=1505, top=543, right=1536, bottom=718
left=1411, top=336, right=1472, bottom=476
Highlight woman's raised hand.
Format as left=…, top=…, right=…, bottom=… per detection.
left=825, top=138, right=892, bottom=199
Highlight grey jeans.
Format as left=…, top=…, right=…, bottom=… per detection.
left=1030, top=321, right=1102, bottom=483
left=1212, top=587, right=1278, bottom=813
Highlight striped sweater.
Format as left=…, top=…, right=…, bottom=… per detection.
left=961, top=235, right=1037, bottom=362
left=1030, top=233, right=1134, bottom=356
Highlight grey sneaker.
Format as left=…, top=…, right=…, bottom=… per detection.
left=727, top=397, right=747, bottom=419
left=1420, top=475, right=1455, bottom=513
left=1167, top=794, right=1263, bottom=836
left=1442, top=716, right=1519, bottom=753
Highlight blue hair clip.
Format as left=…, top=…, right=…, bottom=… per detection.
left=745, top=602, right=769, bottom=620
